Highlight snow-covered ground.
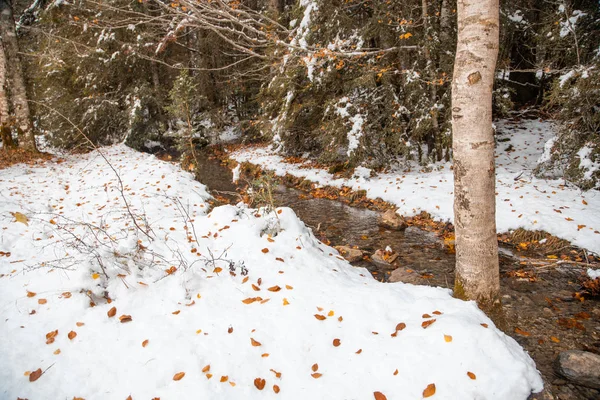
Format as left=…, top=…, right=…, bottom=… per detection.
left=0, top=145, right=543, bottom=399
left=232, top=119, right=600, bottom=255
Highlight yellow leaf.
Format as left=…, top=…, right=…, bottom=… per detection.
left=444, top=335, right=452, bottom=342
left=92, top=273, right=100, bottom=280
left=283, top=298, right=289, bottom=306
left=327, top=310, right=334, bottom=317
left=423, top=383, right=436, bottom=398
left=173, top=372, right=185, bottom=381
left=12, top=212, right=29, bottom=226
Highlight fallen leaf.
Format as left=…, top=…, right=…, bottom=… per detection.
left=422, top=313, right=432, bottom=318
left=92, top=273, right=100, bottom=280
left=213, top=267, right=222, bottom=274
left=311, top=373, right=322, bottom=379
left=53, top=349, right=61, bottom=355
left=261, top=353, right=269, bottom=357
left=254, top=377, right=266, bottom=390
left=242, top=277, right=249, bottom=284
left=444, top=335, right=452, bottom=342
left=142, top=340, right=149, bottom=347
left=229, top=381, right=236, bottom=387
left=206, top=374, right=213, bottom=379
left=423, top=383, right=436, bottom=398
left=374, top=392, right=387, bottom=400
left=251, top=338, right=262, bottom=346
left=480, top=323, right=488, bottom=328
left=242, top=297, right=259, bottom=304
left=327, top=310, right=334, bottom=317
left=273, top=385, right=280, bottom=393
left=228, top=326, right=233, bottom=334
left=76, top=322, right=84, bottom=327
left=314, top=314, right=326, bottom=321
left=276, top=257, right=284, bottom=262
left=270, top=368, right=282, bottom=378
left=38, top=299, right=47, bottom=305
left=29, top=368, right=42, bottom=382
left=173, top=372, right=185, bottom=381
left=261, top=248, right=269, bottom=253
left=283, top=298, right=289, bottom=306
left=550, top=336, right=560, bottom=343
left=311, top=363, right=318, bottom=372
left=172, top=310, right=180, bottom=315
left=12, top=212, right=29, bottom=226
left=267, top=286, right=281, bottom=292
left=393, top=369, right=398, bottom=375
left=582, top=199, right=588, bottom=205
left=396, top=322, right=406, bottom=331
left=467, top=371, right=476, bottom=380
left=27, top=291, right=36, bottom=298
left=356, top=349, right=362, bottom=354
left=46, top=330, right=58, bottom=344
left=421, top=319, right=436, bottom=329
left=107, top=307, right=117, bottom=318
left=68, top=331, right=77, bottom=340
left=119, top=315, right=132, bottom=323
left=202, top=365, right=210, bottom=373
left=252, top=284, right=261, bottom=291
left=432, top=311, right=443, bottom=315
left=61, top=292, right=72, bottom=298
left=333, top=338, right=341, bottom=347
left=285, top=285, right=293, bottom=290
left=514, top=327, right=530, bottom=337
left=220, top=376, right=228, bottom=382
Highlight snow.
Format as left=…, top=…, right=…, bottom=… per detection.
left=577, top=144, right=600, bottom=182
left=335, top=98, right=365, bottom=156
left=588, top=268, right=600, bottom=280
left=0, top=145, right=543, bottom=399
left=232, top=119, right=600, bottom=255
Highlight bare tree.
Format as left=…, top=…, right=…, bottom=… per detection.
left=451, top=0, right=502, bottom=319
left=0, top=0, right=37, bottom=152
left=0, top=37, right=14, bottom=149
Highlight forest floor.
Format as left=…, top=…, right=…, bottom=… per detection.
left=1, top=144, right=543, bottom=400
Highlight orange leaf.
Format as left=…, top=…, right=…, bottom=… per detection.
left=273, top=385, right=280, bottom=393
left=261, top=248, right=269, bottom=253
left=262, top=353, right=269, bottom=357
left=38, top=299, right=47, bottom=305
left=213, top=267, right=222, bottom=274
left=423, top=383, right=436, bottom=398
left=270, top=368, right=282, bottom=378
left=467, top=371, right=476, bottom=380
left=393, top=369, right=398, bottom=375
left=27, top=291, right=36, bottom=298
left=515, top=327, right=530, bottom=337
left=220, top=376, right=228, bottom=382
left=68, top=331, right=77, bottom=340
left=29, top=368, right=42, bottom=382
left=242, top=276, right=249, bottom=284
left=172, top=310, right=181, bottom=315
left=396, top=322, right=406, bottom=331
left=142, top=340, right=149, bottom=347
left=421, top=319, right=436, bottom=329
left=582, top=199, right=588, bottom=205
left=311, top=363, right=318, bottom=372
left=327, top=310, right=334, bottom=317
left=53, top=349, right=61, bottom=355
left=254, top=377, right=266, bottom=390
left=422, top=313, right=432, bottom=318
left=444, top=335, right=452, bottom=342
left=173, top=372, right=185, bottom=381
left=374, top=392, right=388, bottom=400
left=314, top=314, right=326, bottom=320
left=268, top=286, right=281, bottom=292
left=242, top=297, right=258, bottom=304
left=251, top=338, right=262, bottom=346
left=432, top=311, right=442, bottom=315
left=285, top=285, right=293, bottom=290
left=550, top=336, right=560, bottom=343
left=206, top=373, right=213, bottom=379
left=202, top=365, right=210, bottom=373
left=311, top=373, right=322, bottom=379
left=356, top=349, right=362, bottom=354
left=76, top=322, right=84, bottom=327
left=480, top=323, right=488, bottom=328
left=283, top=298, right=290, bottom=306
left=119, top=315, right=132, bottom=323
left=252, top=284, right=261, bottom=291
left=333, top=338, right=341, bottom=347
left=107, top=307, right=117, bottom=318
left=228, top=326, right=233, bottom=334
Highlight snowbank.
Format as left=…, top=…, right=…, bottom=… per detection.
left=232, top=119, right=600, bottom=255
left=1, top=145, right=542, bottom=399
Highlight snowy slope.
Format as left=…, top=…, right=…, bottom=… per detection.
left=232, top=119, right=600, bottom=254
left=0, top=145, right=542, bottom=399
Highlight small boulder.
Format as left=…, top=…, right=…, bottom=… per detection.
left=334, top=246, right=363, bottom=263
left=371, top=249, right=398, bottom=267
left=388, top=268, right=425, bottom=285
left=379, top=209, right=407, bottom=231
left=554, top=350, right=600, bottom=389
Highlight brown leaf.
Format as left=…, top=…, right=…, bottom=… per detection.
left=421, top=319, right=436, bottom=329
left=270, top=368, right=282, bottom=378
left=254, top=377, right=266, bottom=390
left=119, top=315, right=132, bottom=323
left=356, top=349, right=362, bottom=354
left=276, top=257, right=284, bottom=262
left=228, top=326, right=233, bottom=334
left=202, top=365, right=210, bottom=373
left=142, top=340, right=149, bottom=347
left=252, top=284, right=261, bottom=291
left=29, top=368, right=42, bottom=382
left=467, top=371, right=476, bottom=380
left=173, top=372, right=185, bottom=381
left=273, top=385, right=280, bottom=393
left=251, top=338, right=262, bottom=346
left=396, top=322, right=406, bottom=331
left=172, top=310, right=181, bottom=315
left=220, top=376, right=228, bottom=382
left=242, top=276, right=249, bottom=284
left=107, top=307, right=117, bottom=318
left=314, top=314, right=326, bottom=320
left=38, top=299, right=47, bottom=305
left=311, top=373, right=322, bottom=379
left=76, top=322, right=84, bottom=327
left=422, top=313, right=431, bottom=318
left=261, top=248, right=269, bottom=253
left=480, top=323, right=488, bottom=328
left=311, top=363, right=318, bottom=372
left=423, top=383, right=436, bottom=398
left=53, top=349, right=61, bottom=355
left=333, top=338, right=341, bottom=347
left=68, top=331, right=77, bottom=340
left=393, top=369, right=398, bottom=376
left=126, top=396, right=132, bottom=400
left=267, top=286, right=281, bottom=292
left=27, top=291, right=36, bottom=298
left=242, top=297, right=259, bottom=304
left=374, top=392, right=388, bottom=400
left=432, top=311, right=443, bottom=315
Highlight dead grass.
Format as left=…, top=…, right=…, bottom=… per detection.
left=0, top=148, right=53, bottom=170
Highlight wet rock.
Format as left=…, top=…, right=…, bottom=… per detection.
left=528, top=383, right=555, bottom=400
left=554, top=350, right=600, bottom=389
left=334, top=246, right=363, bottom=263
left=379, top=209, right=407, bottom=231
left=371, top=249, right=398, bottom=267
left=388, top=268, right=424, bottom=285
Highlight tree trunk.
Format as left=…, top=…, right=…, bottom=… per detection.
left=421, top=0, right=440, bottom=161
left=0, top=0, right=37, bottom=152
left=0, top=36, right=14, bottom=149
left=451, top=0, right=502, bottom=319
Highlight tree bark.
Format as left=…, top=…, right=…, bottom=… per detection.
left=451, top=0, right=502, bottom=319
left=0, top=0, right=37, bottom=152
left=0, top=36, right=14, bottom=149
